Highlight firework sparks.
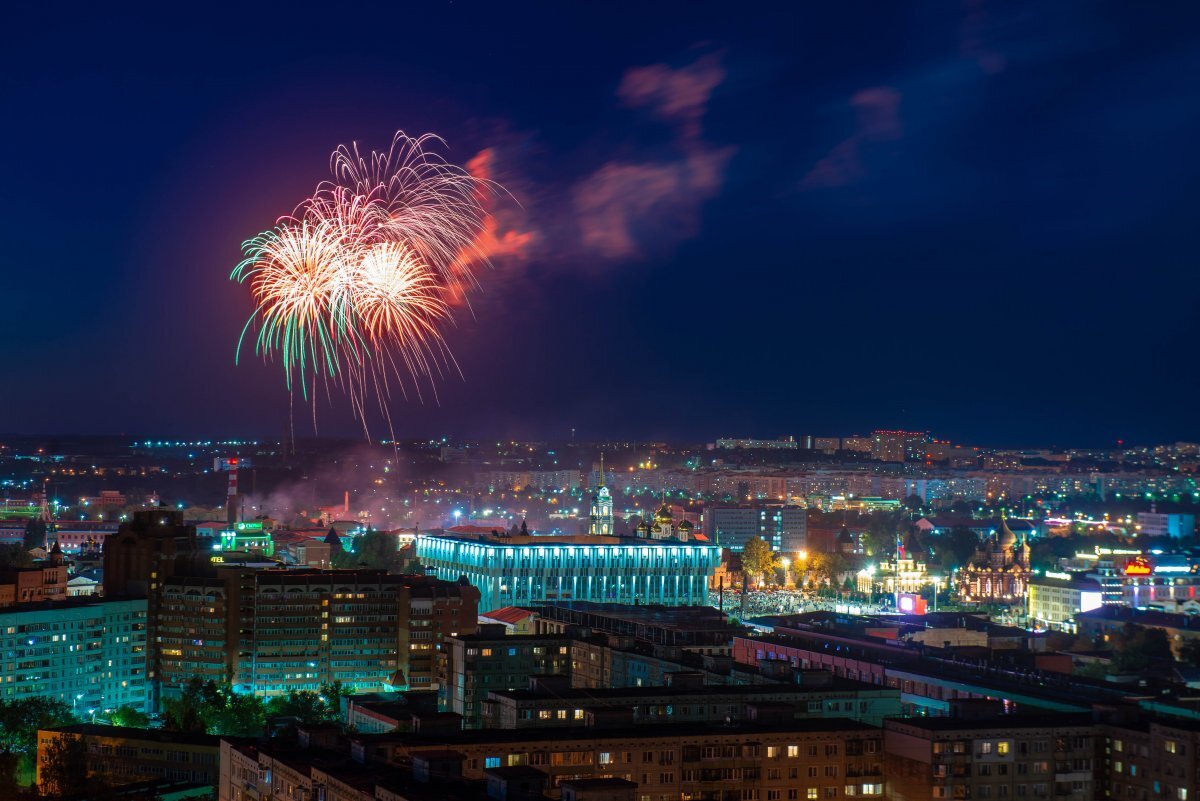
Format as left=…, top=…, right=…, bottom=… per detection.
left=232, top=131, right=500, bottom=425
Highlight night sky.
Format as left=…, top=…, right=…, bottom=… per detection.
left=4, top=1, right=1200, bottom=446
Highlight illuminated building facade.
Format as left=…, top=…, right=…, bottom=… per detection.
left=856, top=557, right=934, bottom=596
left=1026, top=573, right=1105, bottom=631
left=154, top=568, right=478, bottom=703
left=956, top=516, right=1032, bottom=604
left=587, top=457, right=613, bottom=537
left=416, top=531, right=720, bottom=612
left=0, top=597, right=147, bottom=714
left=214, top=520, right=275, bottom=557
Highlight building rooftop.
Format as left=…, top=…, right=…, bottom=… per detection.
left=1077, top=605, right=1200, bottom=630
left=352, top=717, right=877, bottom=748
left=44, top=724, right=220, bottom=748
left=419, top=531, right=714, bottom=548
left=884, top=713, right=1097, bottom=733
left=486, top=678, right=887, bottom=703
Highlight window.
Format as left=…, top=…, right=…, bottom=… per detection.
left=1165, top=740, right=1178, bottom=754
left=807, top=791, right=818, bottom=800
left=980, top=742, right=993, bottom=755
left=997, top=742, right=1010, bottom=756
left=767, top=747, right=780, bottom=758
left=788, top=745, right=799, bottom=758
left=485, top=757, right=500, bottom=768
left=599, top=752, right=612, bottom=765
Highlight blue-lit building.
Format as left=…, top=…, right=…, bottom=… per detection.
left=416, top=531, right=721, bottom=612
left=0, top=597, right=147, bottom=714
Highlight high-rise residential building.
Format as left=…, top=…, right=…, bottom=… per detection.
left=154, top=567, right=478, bottom=703
left=701, top=505, right=806, bottom=552
left=0, top=597, right=147, bottom=714
left=1136, top=511, right=1196, bottom=539
left=353, top=719, right=885, bottom=799
left=714, top=436, right=798, bottom=450
left=813, top=437, right=841, bottom=453
left=416, top=530, right=720, bottom=612
left=884, top=711, right=1097, bottom=800
left=444, top=628, right=574, bottom=727
left=870, top=430, right=929, bottom=463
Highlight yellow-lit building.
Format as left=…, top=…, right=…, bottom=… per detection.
left=38, top=724, right=220, bottom=789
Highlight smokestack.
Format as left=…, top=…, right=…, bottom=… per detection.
left=226, top=458, right=240, bottom=526
left=344, top=490, right=350, bottom=515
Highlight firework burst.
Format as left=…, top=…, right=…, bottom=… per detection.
left=232, top=131, right=501, bottom=427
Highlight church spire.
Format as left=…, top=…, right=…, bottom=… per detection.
left=598, top=452, right=605, bottom=488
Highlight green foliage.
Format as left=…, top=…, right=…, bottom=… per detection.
left=333, top=528, right=397, bottom=570
left=39, top=735, right=90, bottom=798
left=265, top=691, right=340, bottom=725
left=1110, top=624, right=1175, bottom=672
left=0, top=698, right=76, bottom=762
left=0, top=750, right=18, bottom=798
left=0, top=543, right=33, bottom=572
left=1179, top=639, right=1200, bottom=668
left=109, top=705, right=150, bottom=729
left=862, top=512, right=904, bottom=557
left=808, top=552, right=849, bottom=587
left=162, top=678, right=265, bottom=737
left=941, top=526, right=980, bottom=570
left=741, top=537, right=778, bottom=583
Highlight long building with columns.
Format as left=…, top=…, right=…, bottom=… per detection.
left=416, top=529, right=721, bottom=612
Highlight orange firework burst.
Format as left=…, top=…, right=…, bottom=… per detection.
left=232, top=131, right=501, bottom=425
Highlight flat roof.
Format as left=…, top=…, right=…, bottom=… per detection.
left=354, top=717, right=877, bottom=747
left=43, top=724, right=219, bottom=747
left=419, top=532, right=715, bottom=548
left=884, top=713, right=1096, bottom=733
left=487, top=678, right=887, bottom=702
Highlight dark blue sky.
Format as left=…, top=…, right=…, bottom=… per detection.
left=3, top=1, right=1200, bottom=446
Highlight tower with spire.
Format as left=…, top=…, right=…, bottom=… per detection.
left=588, top=453, right=614, bottom=536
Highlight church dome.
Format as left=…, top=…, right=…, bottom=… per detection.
left=998, top=518, right=1017, bottom=548
left=655, top=504, right=673, bottom=523
left=678, top=520, right=694, bottom=531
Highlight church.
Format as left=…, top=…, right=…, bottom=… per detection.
left=588, top=455, right=615, bottom=537
left=955, top=514, right=1032, bottom=604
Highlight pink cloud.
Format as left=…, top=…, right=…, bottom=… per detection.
left=573, top=53, right=732, bottom=261
left=446, top=147, right=536, bottom=305
left=618, top=52, right=725, bottom=138
left=803, top=86, right=902, bottom=189
left=575, top=146, right=733, bottom=261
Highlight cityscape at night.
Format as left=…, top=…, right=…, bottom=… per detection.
left=5, top=2, right=1200, bottom=800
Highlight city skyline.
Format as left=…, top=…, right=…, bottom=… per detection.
left=2, top=3, right=1200, bottom=444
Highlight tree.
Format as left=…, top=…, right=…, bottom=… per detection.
left=1111, top=624, right=1174, bottom=672
left=0, top=697, right=76, bottom=784
left=265, top=691, right=339, bottom=725
left=162, top=678, right=265, bottom=737
left=942, top=527, right=980, bottom=570
left=39, top=735, right=90, bottom=798
left=0, top=543, right=32, bottom=572
left=809, top=552, right=849, bottom=589
left=1180, top=639, right=1200, bottom=668
left=109, top=705, right=150, bottom=728
left=863, top=512, right=902, bottom=557
left=741, top=537, right=778, bottom=586
left=903, top=494, right=923, bottom=512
